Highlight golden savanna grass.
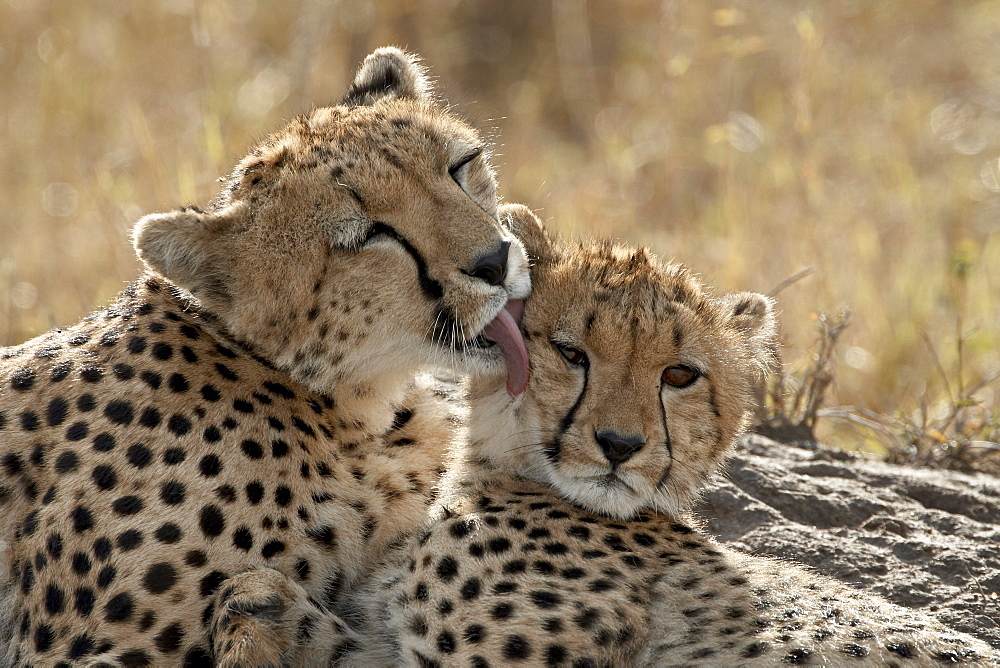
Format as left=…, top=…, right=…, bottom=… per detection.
left=1, top=1, right=998, bottom=459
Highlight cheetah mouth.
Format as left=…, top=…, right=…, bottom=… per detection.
left=474, top=299, right=529, bottom=397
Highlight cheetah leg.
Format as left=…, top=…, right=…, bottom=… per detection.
left=211, top=568, right=361, bottom=668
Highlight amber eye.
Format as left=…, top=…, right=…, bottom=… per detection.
left=555, top=343, right=588, bottom=367
left=662, top=365, right=700, bottom=388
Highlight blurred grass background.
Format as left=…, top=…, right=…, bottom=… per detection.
left=2, top=0, right=999, bottom=453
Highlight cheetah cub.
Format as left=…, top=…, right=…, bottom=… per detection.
left=350, top=205, right=997, bottom=666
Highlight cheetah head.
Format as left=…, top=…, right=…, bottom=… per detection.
left=131, top=48, right=529, bottom=398
left=469, top=204, right=777, bottom=519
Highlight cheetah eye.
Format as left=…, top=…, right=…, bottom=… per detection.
left=554, top=343, right=588, bottom=367
left=448, top=147, right=483, bottom=185
left=662, top=365, right=700, bottom=388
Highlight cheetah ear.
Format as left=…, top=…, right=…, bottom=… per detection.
left=342, top=47, right=432, bottom=106
left=718, top=291, right=778, bottom=361
left=132, top=205, right=241, bottom=309
left=499, top=203, right=556, bottom=263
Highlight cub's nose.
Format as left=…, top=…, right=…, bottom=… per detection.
left=466, top=241, right=510, bottom=287
left=595, top=430, right=646, bottom=466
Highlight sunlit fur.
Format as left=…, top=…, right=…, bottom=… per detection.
left=465, top=204, right=776, bottom=519
left=133, top=47, right=529, bottom=433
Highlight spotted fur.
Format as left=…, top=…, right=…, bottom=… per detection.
left=0, top=47, right=528, bottom=666
left=340, top=205, right=995, bottom=666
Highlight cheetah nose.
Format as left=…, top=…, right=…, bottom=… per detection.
left=595, top=430, right=646, bottom=466
left=467, top=241, right=510, bottom=287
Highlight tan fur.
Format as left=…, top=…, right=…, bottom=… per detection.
left=341, top=205, right=994, bottom=666
left=0, top=48, right=527, bottom=665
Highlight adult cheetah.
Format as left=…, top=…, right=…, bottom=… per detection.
left=0, top=48, right=531, bottom=666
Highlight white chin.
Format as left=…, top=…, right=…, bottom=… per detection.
left=549, top=473, right=643, bottom=519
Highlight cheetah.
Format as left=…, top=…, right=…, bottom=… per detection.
left=342, top=204, right=997, bottom=666
left=214, top=203, right=989, bottom=667
left=0, top=48, right=532, bottom=666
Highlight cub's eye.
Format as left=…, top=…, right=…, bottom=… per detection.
left=448, top=148, right=482, bottom=183
left=662, top=365, right=700, bottom=388
left=555, top=343, right=588, bottom=367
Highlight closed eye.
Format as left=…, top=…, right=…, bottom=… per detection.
left=449, top=147, right=483, bottom=181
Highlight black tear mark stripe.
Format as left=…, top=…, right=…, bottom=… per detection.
left=547, top=364, right=589, bottom=463
left=362, top=222, right=444, bottom=301
left=656, top=384, right=673, bottom=491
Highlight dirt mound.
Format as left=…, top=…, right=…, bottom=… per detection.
left=694, top=434, right=1000, bottom=648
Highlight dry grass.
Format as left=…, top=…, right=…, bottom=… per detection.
left=2, top=1, right=999, bottom=460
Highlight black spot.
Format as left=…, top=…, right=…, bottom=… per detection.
left=199, top=505, right=225, bottom=537
left=488, top=537, right=512, bottom=553
left=199, top=454, right=222, bottom=476
left=20, top=410, right=40, bottom=431
left=502, top=635, right=531, bottom=660
left=79, top=363, right=103, bottom=382
left=76, top=394, right=96, bottom=411
left=105, top=592, right=135, bottom=622
left=126, top=444, right=153, bottom=468
left=241, top=439, right=264, bottom=459
left=461, top=577, right=482, bottom=600
left=2, top=452, right=23, bottom=475
left=245, top=482, right=264, bottom=504
left=154, top=622, right=185, bottom=653
left=11, top=367, right=35, bottom=391
left=74, top=587, right=95, bottom=616
left=138, top=407, right=161, bottom=429
left=113, top=363, right=135, bottom=380
left=261, top=540, right=285, bottom=558
left=68, top=633, right=96, bottom=659
left=491, top=603, right=514, bottom=620
left=215, top=363, right=238, bottom=381
left=436, top=556, right=459, bottom=582
left=116, top=529, right=142, bottom=551
left=232, top=527, right=253, bottom=551
left=50, top=360, right=73, bottom=381
left=199, top=570, right=228, bottom=597
left=140, top=370, right=162, bottom=389
left=271, top=439, right=289, bottom=457
left=97, top=565, right=116, bottom=588
left=72, top=505, right=94, bottom=532
left=112, top=495, right=143, bottom=516
left=151, top=342, right=173, bottom=360
left=184, top=550, right=207, bottom=567
left=160, top=481, right=186, bottom=505
left=34, top=622, right=55, bottom=652
left=118, top=648, right=152, bottom=666
left=92, top=432, right=116, bottom=452
left=886, top=642, right=915, bottom=658
left=92, top=465, right=118, bottom=490
left=65, top=421, right=88, bottom=441
left=46, top=532, right=63, bottom=559
left=530, top=590, right=562, bottom=609
left=842, top=643, right=869, bottom=658
left=46, top=397, right=68, bottom=426
left=167, top=413, right=192, bottom=436
left=200, top=384, right=221, bottom=402
left=104, top=400, right=134, bottom=425
left=742, top=642, right=769, bottom=658
left=155, top=523, right=182, bottom=544
left=142, top=562, right=177, bottom=594
left=163, top=447, right=185, bottom=465
left=93, top=536, right=112, bottom=560
left=44, top=583, right=65, bottom=614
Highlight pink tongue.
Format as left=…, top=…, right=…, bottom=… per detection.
left=482, top=300, right=530, bottom=397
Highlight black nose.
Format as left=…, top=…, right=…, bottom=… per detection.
left=467, top=241, right=510, bottom=287
left=595, top=430, right=646, bottom=466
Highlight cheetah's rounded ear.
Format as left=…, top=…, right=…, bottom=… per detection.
left=718, top=292, right=779, bottom=366
left=342, top=47, right=432, bottom=107
left=132, top=205, right=242, bottom=309
left=499, top=203, right=557, bottom=263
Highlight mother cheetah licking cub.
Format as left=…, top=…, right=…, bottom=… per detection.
left=0, top=48, right=530, bottom=666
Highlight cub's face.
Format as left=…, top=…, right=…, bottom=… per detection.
left=475, top=205, right=776, bottom=519
left=133, top=48, right=529, bottom=394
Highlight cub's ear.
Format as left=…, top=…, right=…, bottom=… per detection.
left=717, top=291, right=778, bottom=366
left=499, top=203, right=556, bottom=263
left=132, top=205, right=240, bottom=309
left=342, top=47, right=431, bottom=106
